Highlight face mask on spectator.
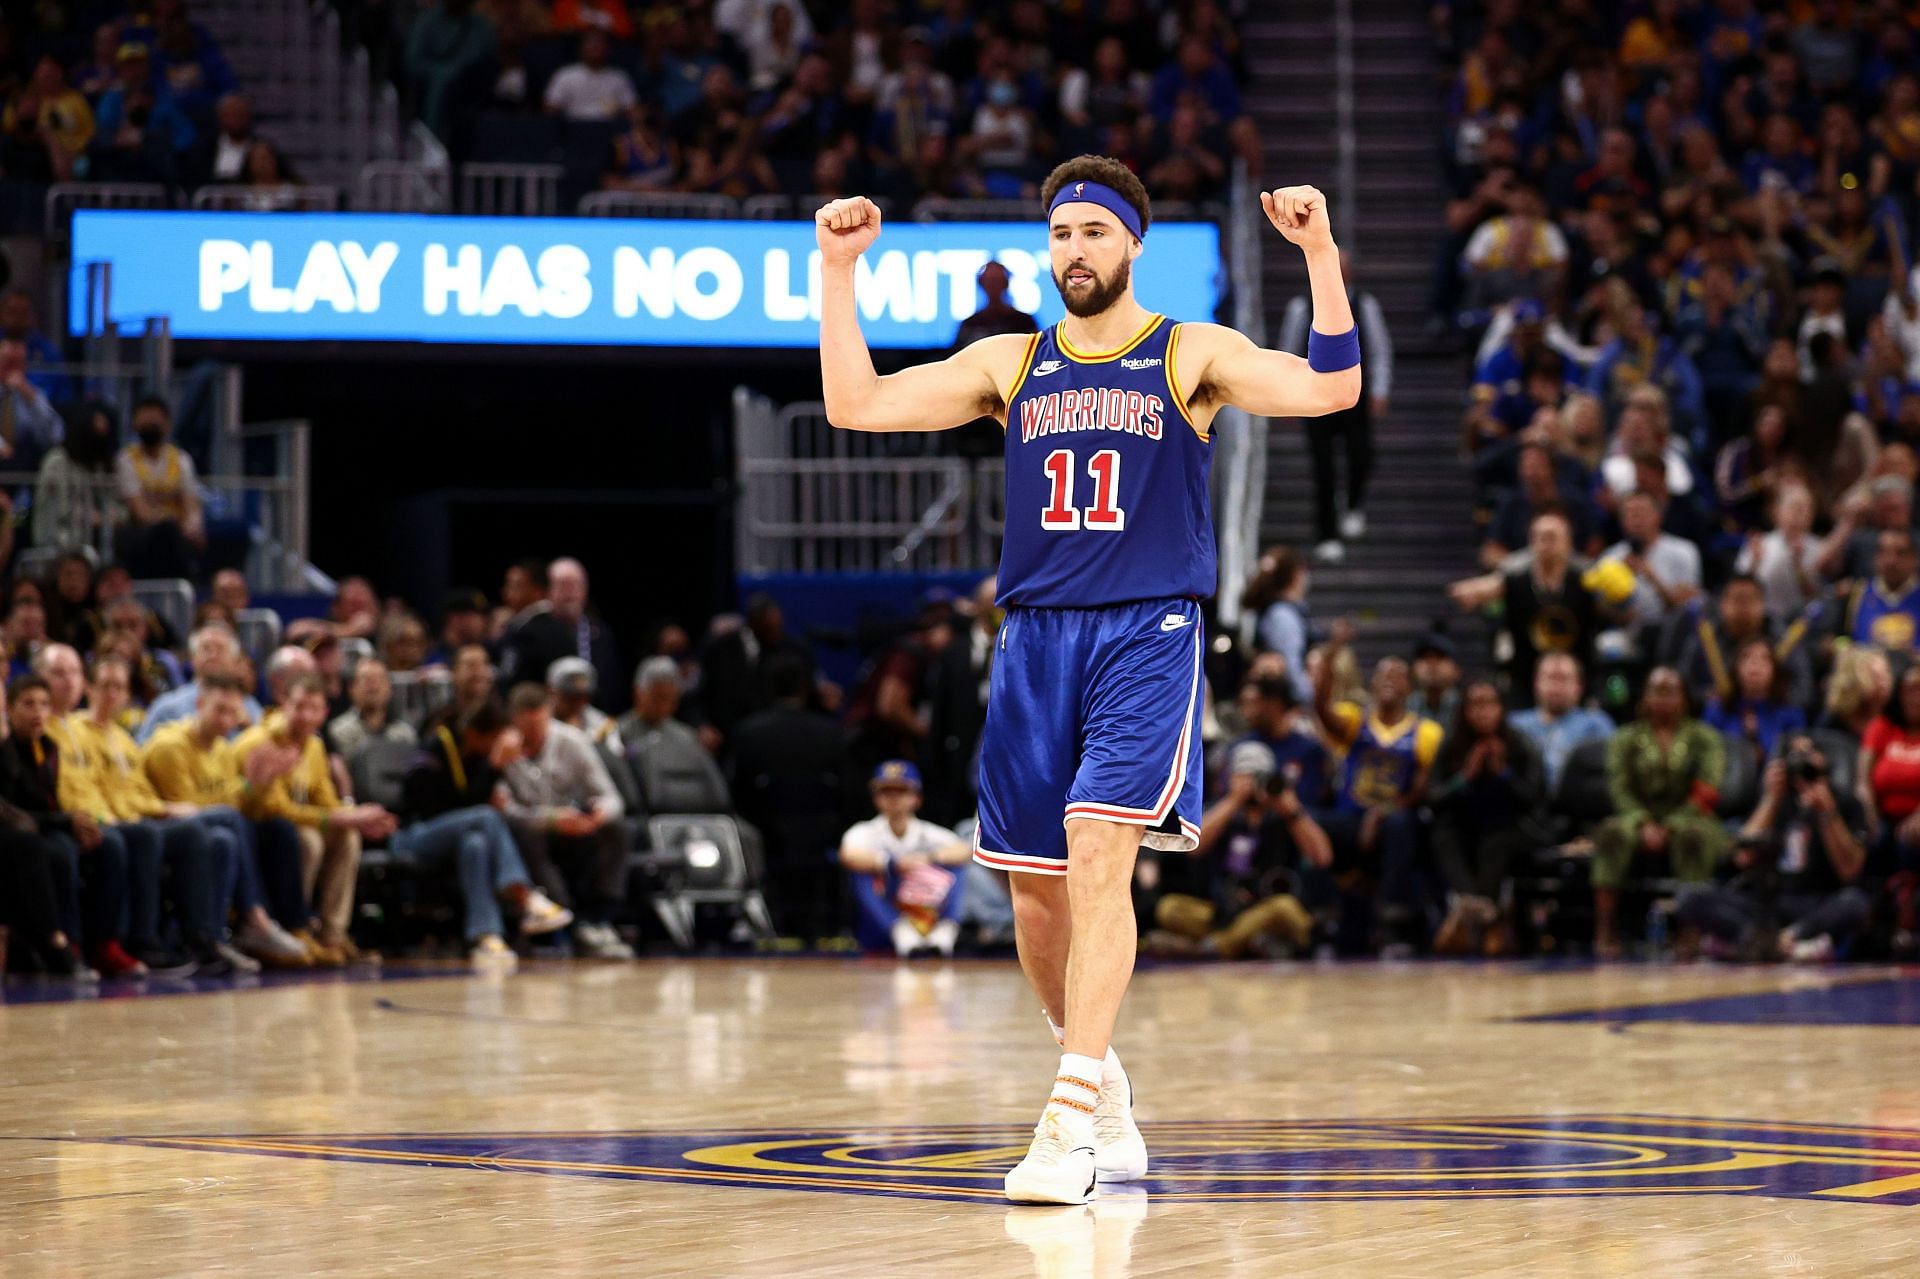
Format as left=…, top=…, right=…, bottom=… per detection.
left=136, top=425, right=165, bottom=448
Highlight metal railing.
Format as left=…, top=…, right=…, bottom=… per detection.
left=461, top=163, right=563, bottom=216
left=579, top=190, right=740, bottom=219
left=0, top=466, right=309, bottom=592
left=1212, top=159, right=1270, bottom=634
left=733, top=390, right=1003, bottom=574
left=191, top=184, right=344, bottom=212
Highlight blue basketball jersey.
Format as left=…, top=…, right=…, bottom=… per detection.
left=996, top=314, right=1216, bottom=609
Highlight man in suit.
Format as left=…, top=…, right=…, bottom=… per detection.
left=498, top=557, right=624, bottom=713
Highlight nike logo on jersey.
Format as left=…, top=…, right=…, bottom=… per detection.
left=1160, top=613, right=1191, bottom=631
left=1119, top=357, right=1162, bottom=370
left=1031, top=360, right=1068, bottom=377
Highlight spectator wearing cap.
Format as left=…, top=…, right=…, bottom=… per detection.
left=1408, top=633, right=1463, bottom=726
left=1509, top=653, right=1614, bottom=793
left=90, top=43, right=197, bottom=182
left=425, top=589, right=489, bottom=668
left=326, top=657, right=417, bottom=763
left=548, top=655, right=620, bottom=751
left=1599, top=491, right=1702, bottom=631
left=1428, top=679, right=1543, bottom=956
left=1470, top=299, right=1581, bottom=394
left=838, top=760, right=969, bottom=957
left=1144, top=738, right=1328, bottom=960
left=497, top=682, right=632, bottom=960
left=135, top=623, right=262, bottom=743
left=498, top=557, right=622, bottom=714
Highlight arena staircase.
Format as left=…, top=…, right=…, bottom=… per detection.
left=191, top=0, right=407, bottom=193
left=1246, top=0, right=1483, bottom=665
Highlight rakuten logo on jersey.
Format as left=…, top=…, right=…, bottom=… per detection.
left=1019, top=388, right=1164, bottom=444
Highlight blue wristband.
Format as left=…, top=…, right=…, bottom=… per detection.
left=1307, top=325, right=1362, bottom=373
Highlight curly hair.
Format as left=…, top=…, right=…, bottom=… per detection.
left=1040, top=156, right=1151, bottom=237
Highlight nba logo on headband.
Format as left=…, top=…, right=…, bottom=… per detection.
left=1074, top=182, right=1085, bottom=196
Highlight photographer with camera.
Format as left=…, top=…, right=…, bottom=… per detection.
left=1429, top=680, right=1546, bottom=956
left=1141, top=740, right=1332, bottom=959
left=1674, top=735, right=1870, bottom=962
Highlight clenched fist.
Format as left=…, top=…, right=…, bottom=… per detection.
left=815, top=196, right=883, bottom=264
left=1262, top=185, right=1334, bottom=253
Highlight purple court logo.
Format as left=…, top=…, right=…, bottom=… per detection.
left=98, top=1116, right=1920, bottom=1205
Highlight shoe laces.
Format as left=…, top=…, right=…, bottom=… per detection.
left=1092, top=1070, right=1133, bottom=1143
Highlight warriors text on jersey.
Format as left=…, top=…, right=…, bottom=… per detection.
left=996, top=313, right=1215, bottom=608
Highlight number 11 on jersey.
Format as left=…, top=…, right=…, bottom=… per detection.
left=1040, top=448, right=1126, bottom=531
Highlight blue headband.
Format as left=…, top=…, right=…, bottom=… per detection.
left=1047, top=180, right=1144, bottom=241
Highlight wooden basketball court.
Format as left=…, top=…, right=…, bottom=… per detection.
left=7, top=958, right=1919, bottom=1276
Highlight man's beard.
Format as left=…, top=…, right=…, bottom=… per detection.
left=1052, top=257, right=1131, bottom=318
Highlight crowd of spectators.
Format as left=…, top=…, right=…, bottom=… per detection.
left=1237, top=0, right=1920, bottom=961
left=401, top=0, right=1257, bottom=206
left=0, top=0, right=290, bottom=198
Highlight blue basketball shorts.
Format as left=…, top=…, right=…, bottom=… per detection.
left=972, top=597, right=1205, bottom=876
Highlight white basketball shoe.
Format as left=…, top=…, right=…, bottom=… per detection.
left=1005, top=1111, right=1098, bottom=1205
left=1094, top=1051, right=1148, bottom=1183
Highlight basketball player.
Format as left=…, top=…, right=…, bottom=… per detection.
left=815, top=156, right=1361, bottom=1205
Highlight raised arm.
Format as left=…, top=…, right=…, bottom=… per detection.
left=1177, top=186, right=1360, bottom=420
left=815, top=196, right=1024, bottom=433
